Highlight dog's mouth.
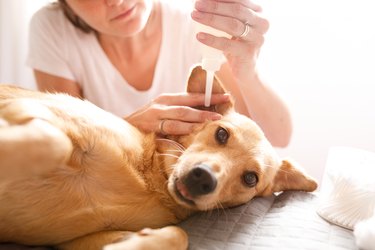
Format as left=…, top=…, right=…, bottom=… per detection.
left=173, top=178, right=195, bottom=206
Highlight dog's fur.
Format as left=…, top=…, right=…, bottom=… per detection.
left=0, top=66, right=317, bottom=250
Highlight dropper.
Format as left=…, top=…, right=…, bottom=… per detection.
left=192, top=2, right=230, bottom=107
left=204, top=70, right=214, bottom=107
left=202, top=58, right=222, bottom=107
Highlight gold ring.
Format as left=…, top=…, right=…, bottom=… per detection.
left=238, top=22, right=251, bottom=38
left=159, top=119, right=167, bottom=135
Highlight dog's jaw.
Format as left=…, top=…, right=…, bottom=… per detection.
left=173, top=178, right=196, bottom=206
left=166, top=157, right=223, bottom=211
left=167, top=175, right=200, bottom=210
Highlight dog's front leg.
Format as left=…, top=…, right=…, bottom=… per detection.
left=0, top=118, right=72, bottom=180
left=57, top=226, right=188, bottom=250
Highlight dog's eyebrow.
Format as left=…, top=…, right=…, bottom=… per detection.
left=222, top=121, right=248, bottom=136
left=217, top=120, right=239, bottom=129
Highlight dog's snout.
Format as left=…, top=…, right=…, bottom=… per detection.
left=185, top=164, right=217, bottom=196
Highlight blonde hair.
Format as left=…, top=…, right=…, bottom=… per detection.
left=57, top=0, right=94, bottom=33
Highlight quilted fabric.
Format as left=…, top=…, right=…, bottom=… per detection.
left=180, top=191, right=357, bottom=250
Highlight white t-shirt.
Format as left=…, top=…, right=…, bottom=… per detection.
left=27, top=1, right=202, bottom=117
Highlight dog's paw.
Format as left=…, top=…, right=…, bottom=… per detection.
left=103, top=226, right=188, bottom=250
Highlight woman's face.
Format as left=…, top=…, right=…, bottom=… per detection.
left=65, top=0, right=153, bottom=37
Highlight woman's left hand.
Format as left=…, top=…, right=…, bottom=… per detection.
left=191, top=0, right=269, bottom=79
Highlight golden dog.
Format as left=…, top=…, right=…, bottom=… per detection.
left=0, top=66, right=317, bottom=250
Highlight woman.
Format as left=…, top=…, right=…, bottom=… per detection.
left=27, top=0, right=292, bottom=147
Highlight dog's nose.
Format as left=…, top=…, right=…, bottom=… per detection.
left=184, top=164, right=217, bottom=196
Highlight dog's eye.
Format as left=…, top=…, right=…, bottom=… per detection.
left=215, top=127, right=229, bottom=145
left=242, top=171, right=258, bottom=187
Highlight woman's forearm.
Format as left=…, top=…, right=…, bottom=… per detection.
left=237, top=71, right=292, bottom=147
left=217, top=64, right=292, bottom=147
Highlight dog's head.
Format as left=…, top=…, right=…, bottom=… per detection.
left=164, top=65, right=317, bottom=211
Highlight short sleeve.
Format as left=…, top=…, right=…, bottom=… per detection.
left=26, top=5, right=75, bottom=81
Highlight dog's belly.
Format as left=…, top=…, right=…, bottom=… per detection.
left=0, top=174, right=179, bottom=245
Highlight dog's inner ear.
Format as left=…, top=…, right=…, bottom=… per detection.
left=187, top=65, right=234, bottom=115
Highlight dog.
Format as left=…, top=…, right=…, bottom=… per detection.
left=0, top=65, right=317, bottom=250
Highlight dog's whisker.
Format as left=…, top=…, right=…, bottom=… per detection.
left=156, top=138, right=186, bottom=151
left=156, top=159, right=177, bottom=178
left=165, top=149, right=184, bottom=155
left=217, top=201, right=225, bottom=212
left=159, top=158, right=178, bottom=170
left=156, top=153, right=180, bottom=159
left=216, top=201, right=229, bottom=225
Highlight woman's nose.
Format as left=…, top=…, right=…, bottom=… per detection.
left=105, top=0, right=124, bottom=6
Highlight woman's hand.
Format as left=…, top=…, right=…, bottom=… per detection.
left=125, top=92, right=230, bottom=135
left=191, top=1, right=293, bottom=147
left=191, top=0, right=269, bottom=79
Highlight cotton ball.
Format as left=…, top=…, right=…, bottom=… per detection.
left=354, top=214, right=375, bottom=250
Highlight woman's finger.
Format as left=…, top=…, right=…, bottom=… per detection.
left=155, top=92, right=230, bottom=107
left=215, top=0, right=262, bottom=12
left=161, top=105, right=222, bottom=123
left=194, top=0, right=254, bottom=25
left=196, top=32, right=264, bottom=57
left=157, top=119, right=200, bottom=136
left=192, top=8, right=268, bottom=38
left=195, top=0, right=262, bottom=13
left=193, top=0, right=268, bottom=32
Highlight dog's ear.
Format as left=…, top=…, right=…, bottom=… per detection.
left=187, top=65, right=234, bottom=115
left=273, top=159, right=318, bottom=193
left=262, top=159, right=318, bottom=196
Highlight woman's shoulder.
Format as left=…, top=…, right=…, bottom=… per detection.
left=29, top=4, right=88, bottom=40
left=29, top=4, right=91, bottom=44
left=30, top=4, right=67, bottom=29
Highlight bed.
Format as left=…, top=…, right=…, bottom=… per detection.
left=1, top=191, right=357, bottom=250
left=0, top=191, right=358, bottom=250
left=180, top=191, right=357, bottom=250
left=5, top=146, right=373, bottom=250
left=180, top=146, right=375, bottom=250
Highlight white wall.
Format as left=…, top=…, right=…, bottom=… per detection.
left=0, top=0, right=49, bottom=89
left=259, top=0, right=375, bottom=184
left=0, top=0, right=374, bottom=184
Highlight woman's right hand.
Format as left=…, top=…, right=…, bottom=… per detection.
left=125, top=92, right=230, bottom=135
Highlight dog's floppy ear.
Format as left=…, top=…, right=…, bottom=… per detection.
left=187, top=65, right=234, bottom=115
left=262, top=159, right=318, bottom=196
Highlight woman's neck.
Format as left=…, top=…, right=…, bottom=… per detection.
left=95, top=1, right=162, bottom=91
left=97, top=1, right=161, bottom=62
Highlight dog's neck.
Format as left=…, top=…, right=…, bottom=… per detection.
left=136, top=133, right=193, bottom=220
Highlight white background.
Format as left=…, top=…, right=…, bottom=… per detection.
left=259, top=0, right=375, bottom=184
left=1, top=0, right=374, bottom=185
